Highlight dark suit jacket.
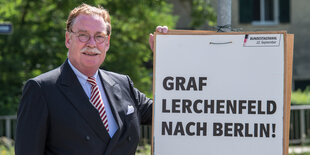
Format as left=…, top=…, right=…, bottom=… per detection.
left=15, top=59, right=153, bottom=155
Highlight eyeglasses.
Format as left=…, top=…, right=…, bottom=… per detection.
left=70, top=30, right=109, bottom=44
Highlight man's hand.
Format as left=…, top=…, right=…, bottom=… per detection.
left=149, top=26, right=168, bottom=52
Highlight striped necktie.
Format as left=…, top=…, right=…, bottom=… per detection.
left=87, top=77, right=109, bottom=132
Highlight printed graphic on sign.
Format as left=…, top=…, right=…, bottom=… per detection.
left=243, top=34, right=281, bottom=47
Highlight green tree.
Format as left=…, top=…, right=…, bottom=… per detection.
left=291, top=87, right=310, bottom=105
left=190, top=0, right=216, bottom=29
left=0, top=0, right=71, bottom=115
left=0, top=0, right=176, bottom=115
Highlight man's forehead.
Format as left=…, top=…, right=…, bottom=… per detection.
left=75, top=29, right=107, bottom=35
left=72, top=14, right=107, bottom=32
left=75, top=13, right=104, bottom=22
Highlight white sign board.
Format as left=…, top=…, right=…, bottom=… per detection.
left=153, top=32, right=287, bottom=155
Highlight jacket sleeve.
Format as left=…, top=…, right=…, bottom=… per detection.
left=126, top=76, right=153, bottom=125
left=15, top=79, right=48, bottom=155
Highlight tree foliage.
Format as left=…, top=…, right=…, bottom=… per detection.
left=0, top=0, right=177, bottom=115
left=291, top=87, right=310, bottom=105
left=190, top=0, right=216, bottom=29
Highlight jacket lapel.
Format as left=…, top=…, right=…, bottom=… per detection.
left=57, top=60, right=110, bottom=142
left=99, top=70, right=124, bottom=133
left=99, top=70, right=125, bottom=153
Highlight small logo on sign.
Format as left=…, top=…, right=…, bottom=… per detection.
left=243, top=34, right=281, bottom=47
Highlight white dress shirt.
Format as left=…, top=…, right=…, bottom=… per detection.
left=68, top=60, right=118, bottom=137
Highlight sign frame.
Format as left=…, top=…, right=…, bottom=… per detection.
left=152, top=30, right=294, bottom=155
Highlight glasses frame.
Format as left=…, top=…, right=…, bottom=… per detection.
left=70, top=30, right=109, bottom=44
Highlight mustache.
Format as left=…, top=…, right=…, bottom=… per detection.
left=80, top=47, right=101, bottom=54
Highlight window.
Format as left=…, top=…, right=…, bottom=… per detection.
left=252, top=0, right=278, bottom=25
left=239, top=0, right=290, bottom=25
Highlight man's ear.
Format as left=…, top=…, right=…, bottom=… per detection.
left=104, top=35, right=110, bottom=52
left=65, top=31, right=71, bottom=48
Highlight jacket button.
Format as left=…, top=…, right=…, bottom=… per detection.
left=85, top=136, right=90, bottom=141
left=127, top=136, right=132, bottom=142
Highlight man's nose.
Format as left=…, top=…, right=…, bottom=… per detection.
left=86, top=36, right=96, bottom=48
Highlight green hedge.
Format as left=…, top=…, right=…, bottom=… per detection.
left=291, top=87, right=310, bottom=105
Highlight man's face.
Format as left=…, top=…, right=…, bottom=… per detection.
left=65, top=14, right=110, bottom=74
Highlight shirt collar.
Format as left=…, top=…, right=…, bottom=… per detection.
left=68, top=59, right=99, bottom=82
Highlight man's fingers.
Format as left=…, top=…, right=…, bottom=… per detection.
left=156, top=26, right=163, bottom=32
left=162, top=26, right=168, bottom=33
left=150, top=26, right=169, bottom=52
left=156, top=26, right=168, bottom=33
left=149, top=33, right=154, bottom=52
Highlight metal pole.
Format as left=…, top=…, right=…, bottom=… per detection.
left=300, top=109, right=305, bottom=144
left=5, top=118, right=11, bottom=138
left=217, top=0, right=231, bottom=32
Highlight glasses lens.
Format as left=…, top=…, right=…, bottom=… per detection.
left=73, top=31, right=107, bottom=43
left=95, top=35, right=107, bottom=43
left=78, top=34, right=90, bottom=42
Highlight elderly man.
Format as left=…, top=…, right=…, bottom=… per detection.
left=15, top=3, right=167, bottom=155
